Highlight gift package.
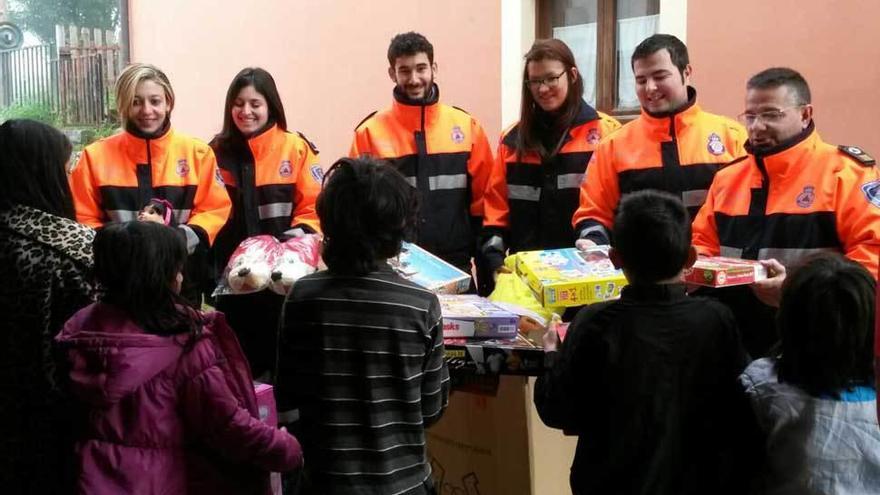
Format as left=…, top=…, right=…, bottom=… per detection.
left=439, top=295, right=519, bottom=339
left=388, top=242, right=472, bottom=294
left=514, top=247, right=627, bottom=307
left=684, top=256, right=768, bottom=287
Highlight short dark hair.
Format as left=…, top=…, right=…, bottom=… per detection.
left=317, top=157, right=419, bottom=276
left=631, top=34, right=689, bottom=79
left=0, top=119, right=75, bottom=219
left=93, top=221, right=202, bottom=338
left=612, top=190, right=691, bottom=283
left=776, top=253, right=875, bottom=398
left=214, top=67, right=287, bottom=145
left=387, top=31, right=434, bottom=67
left=746, top=67, right=812, bottom=105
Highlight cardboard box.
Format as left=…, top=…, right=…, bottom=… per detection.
left=426, top=376, right=576, bottom=495
left=389, top=242, right=472, bottom=294
left=684, top=257, right=768, bottom=287
left=439, top=295, right=519, bottom=339
left=515, top=247, right=627, bottom=307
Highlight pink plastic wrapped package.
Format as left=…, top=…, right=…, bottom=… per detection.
left=219, top=235, right=283, bottom=295
left=268, top=235, right=322, bottom=295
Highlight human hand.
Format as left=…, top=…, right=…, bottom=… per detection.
left=542, top=316, right=562, bottom=352
left=575, top=238, right=597, bottom=251
left=750, top=259, right=786, bottom=308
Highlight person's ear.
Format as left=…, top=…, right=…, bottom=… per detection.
left=569, top=66, right=579, bottom=84
left=681, top=64, right=693, bottom=85
left=388, top=66, right=397, bottom=84
left=684, top=245, right=698, bottom=269
left=800, top=104, right=813, bottom=128
left=609, top=247, right=623, bottom=270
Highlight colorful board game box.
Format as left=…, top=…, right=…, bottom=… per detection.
left=389, top=242, right=472, bottom=294
left=684, top=256, right=768, bottom=287
left=444, top=334, right=545, bottom=376
left=439, top=295, right=519, bottom=339
left=514, top=247, right=627, bottom=307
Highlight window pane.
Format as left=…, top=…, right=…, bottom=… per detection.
left=616, top=0, right=660, bottom=109
left=548, top=0, right=599, bottom=106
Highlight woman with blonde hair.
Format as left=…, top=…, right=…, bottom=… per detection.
left=69, top=63, right=231, bottom=304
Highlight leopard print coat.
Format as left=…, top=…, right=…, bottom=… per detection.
left=0, top=205, right=95, bottom=494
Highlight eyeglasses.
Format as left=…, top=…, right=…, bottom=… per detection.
left=737, top=105, right=806, bottom=125
left=525, top=72, right=566, bottom=90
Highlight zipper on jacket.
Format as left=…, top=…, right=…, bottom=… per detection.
left=136, top=137, right=154, bottom=208
left=414, top=103, right=430, bottom=227
left=742, top=157, right=770, bottom=259
left=660, top=116, right=684, bottom=196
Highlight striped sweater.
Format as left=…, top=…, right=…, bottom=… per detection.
left=276, top=266, right=449, bottom=494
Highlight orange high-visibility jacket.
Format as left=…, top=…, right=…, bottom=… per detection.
left=485, top=102, right=620, bottom=256
left=692, top=124, right=880, bottom=277
left=572, top=89, right=746, bottom=244
left=69, top=127, right=231, bottom=252
left=210, top=124, right=322, bottom=272
left=350, top=85, right=495, bottom=270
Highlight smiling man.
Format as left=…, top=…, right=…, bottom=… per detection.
left=691, top=67, right=880, bottom=356
left=573, top=34, right=746, bottom=247
left=350, top=32, right=496, bottom=284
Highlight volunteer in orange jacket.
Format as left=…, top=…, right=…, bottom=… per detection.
left=350, top=31, right=495, bottom=282
left=480, top=39, right=620, bottom=289
left=208, top=67, right=322, bottom=377
left=692, top=68, right=880, bottom=356
left=572, top=34, right=746, bottom=247
left=69, top=63, right=231, bottom=304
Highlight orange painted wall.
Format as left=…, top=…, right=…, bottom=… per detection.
left=688, top=0, right=880, bottom=154
left=128, top=0, right=502, bottom=163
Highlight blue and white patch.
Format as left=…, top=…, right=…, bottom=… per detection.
left=795, top=185, right=815, bottom=208
left=707, top=133, right=725, bottom=156
left=176, top=159, right=189, bottom=177
left=861, top=180, right=880, bottom=208
left=279, top=160, right=292, bottom=178
left=586, top=128, right=600, bottom=145
left=310, top=165, right=324, bottom=183
left=451, top=125, right=465, bottom=144
left=214, top=167, right=224, bottom=186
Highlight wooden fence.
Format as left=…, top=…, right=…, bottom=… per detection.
left=0, top=24, right=122, bottom=125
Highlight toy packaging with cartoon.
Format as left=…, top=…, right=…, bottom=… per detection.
left=514, top=247, right=628, bottom=307
left=214, top=234, right=321, bottom=296
left=388, top=242, right=472, bottom=294
left=439, top=295, right=519, bottom=339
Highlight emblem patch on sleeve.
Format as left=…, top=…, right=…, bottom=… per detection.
left=310, top=165, right=324, bottom=183
left=861, top=180, right=880, bottom=208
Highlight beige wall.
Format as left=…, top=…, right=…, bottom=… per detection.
left=128, top=0, right=502, bottom=163
left=688, top=0, right=880, bottom=154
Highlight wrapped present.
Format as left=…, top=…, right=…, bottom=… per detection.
left=684, top=256, right=768, bottom=287
left=515, top=247, right=627, bottom=307
left=254, top=382, right=278, bottom=427
left=439, top=295, right=519, bottom=339
left=389, top=242, right=471, bottom=294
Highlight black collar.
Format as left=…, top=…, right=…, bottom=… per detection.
left=643, top=86, right=697, bottom=119
left=392, top=83, right=440, bottom=107
left=124, top=117, right=171, bottom=140
left=745, top=120, right=815, bottom=158
left=620, top=283, right=688, bottom=302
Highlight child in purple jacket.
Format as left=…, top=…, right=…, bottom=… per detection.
left=56, top=221, right=302, bottom=495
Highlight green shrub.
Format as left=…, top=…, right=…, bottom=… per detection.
left=0, top=100, right=60, bottom=126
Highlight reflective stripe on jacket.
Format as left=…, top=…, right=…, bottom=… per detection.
left=350, top=84, right=494, bottom=269
left=573, top=88, right=746, bottom=244
left=211, top=125, right=322, bottom=272
left=70, top=127, right=231, bottom=249
left=692, top=124, right=880, bottom=276
left=488, top=102, right=620, bottom=253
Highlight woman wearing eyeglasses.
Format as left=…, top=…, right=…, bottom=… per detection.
left=479, top=39, right=620, bottom=291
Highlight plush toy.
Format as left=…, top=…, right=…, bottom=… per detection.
left=268, top=235, right=322, bottom=295
left=225, top=235, right=282, bottom=294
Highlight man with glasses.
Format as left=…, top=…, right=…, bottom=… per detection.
left=692, top=67, right=880, bottom=356
left=573, top=34, right=746, bottom=247
left=350, top=32, right=496, bottom=285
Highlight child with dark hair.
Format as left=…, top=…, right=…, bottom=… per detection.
left=276, top=157, right=449, bottom=495
left=535, top=189, right=757, bottom=495
left=741, top=253, right=880, bottom=494
left=55, top=221, right=302, bottom=495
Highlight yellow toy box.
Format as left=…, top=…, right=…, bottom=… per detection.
left=514, top=247, right=627, bottom=307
